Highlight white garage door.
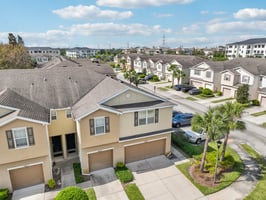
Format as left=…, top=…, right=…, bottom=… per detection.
left=191, top=80, right=202, bottom=88
left=222, top=88, right=232, bottom=97
left=260, top=97, right=266, bottom=107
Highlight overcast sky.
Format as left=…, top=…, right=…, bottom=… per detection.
left=0, top=0, right=266, bottom=48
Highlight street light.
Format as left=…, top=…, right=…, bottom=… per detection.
left=214, top=140, right=222, bottom=184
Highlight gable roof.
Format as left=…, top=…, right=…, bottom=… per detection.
left=227, top=38, right=266, bottom=46
left=0, top=89, right=50, bottom=123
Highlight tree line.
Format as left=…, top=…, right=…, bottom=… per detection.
left=0, top=33, right=35, bottom=69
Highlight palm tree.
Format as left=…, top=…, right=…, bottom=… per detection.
left=120, top=59, right=127, bottom=71
left=217, top=102, right=245, bottom=161
left=176, top=68, right=186, bottom=85
left=168, top=64, right=186, bottom=88
left=192, top=107, right=226, bottom=172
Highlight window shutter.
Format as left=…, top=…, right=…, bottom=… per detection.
left=105, top=117, right=110, bottom=133
left=27, top=127, right=35, bottom=146
left=134, top=112, right=138, bottom=126
left=89, top=119, right=95, bottom=135
left=6, top=130, right=14, bottom=149
left=155, top=109, right=159, bottom=123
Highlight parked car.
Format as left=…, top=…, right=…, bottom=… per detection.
left=174, top=84, right=188, bottom=91
left=144, top=74, right=153, bottom=80
left=184, top=129, right=206, bottom=144
left=188, top=88, right=202, bottom=95
left=181, top=85, right=195, bottom=93
left=138, top=78, right=147, bottom=84
left=172, top=110, right=183, bottom=117
left=172, top=113, right=193, bottom=127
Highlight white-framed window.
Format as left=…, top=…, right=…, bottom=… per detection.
left=51, top=110, right=57, bottom=120
left=134, top=109, right=158, bottom=126
left=206, top=71, right=211, bottom=78
left=13, top=127, right=28, bottom=148
left=66, top=109, right=72, bottom=118
left=6, top=127, right=35, bottom=149
left=224, top=74, right=231, bottom=81
left=194, top=70, right=201, bottom=75
left=89, top=116, right=110, bottom=135
left=242, top=75, right=250, bottom=84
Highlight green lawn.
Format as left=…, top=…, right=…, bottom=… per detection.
left=115, top=166, right=133, bottom=183
left=241, top=144, right=266, bottom=200
left=73, top=163, right=84, bottom=184
left=86, top=188, right=97, bottom=200
left=158, top=87, right=170, bottom=91
left=251, top=110, right=266, bottom=117
left=125, top=184, right=145, bottom=200
left=211, top=97, right=234, bottom=103
left=173, top=132, right=243, bottom=195
left=186, top=96, right=198, bottom=101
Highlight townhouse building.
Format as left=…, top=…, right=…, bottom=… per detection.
left=65, top=47, right=98, bottom=58
left=27, top=47, right=60, bottom=64
left=226, top=38, right=266, bottom=59
left=0, top=65, right=173, bottom=192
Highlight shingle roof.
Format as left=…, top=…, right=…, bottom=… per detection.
left=227, top=38, right=266, bottom=45
left=0, top=89, right=50, bottom=122
left=0, top=67, right=106, bottom=109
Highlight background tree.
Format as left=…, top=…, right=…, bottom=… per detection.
left=217, top=102, right=245, bottom=161
left=192, top=107, right=226, bottom=172
left=120, top=59, right=127, bottom=71
left=168, top=64, right=178, bottom=88
left=8, top=33, right=17, bottom=46
left=17, top=35, right=24, bottom=46
left=236, top=84, right=249, bottom=104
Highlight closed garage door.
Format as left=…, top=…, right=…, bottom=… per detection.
left=88, top=150, right=113, bottom=172
left=223, top=88, right=232, bottom=97
left=260, top=97, right=266, bottom=107
left=9, top=164, right=44, bottom=190
left=125, top=139, right=165, bottom=163
left=191, top=81, right=202, bottom=88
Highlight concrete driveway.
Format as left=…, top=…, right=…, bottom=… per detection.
left=127, top=155, right=207, bottom=200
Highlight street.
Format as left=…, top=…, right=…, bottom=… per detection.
left=117, top=73, right=266, bottom=158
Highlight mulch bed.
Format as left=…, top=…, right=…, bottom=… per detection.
left=45, top=167, right=62, bottom=192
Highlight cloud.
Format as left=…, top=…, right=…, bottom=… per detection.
left=96, top=0, right=193, bottom=8
left=200, top=10, right=209, bottom=15
left=234, top=8, right=266, bottom=20
left=181, top=24, right=200, bottom=33
left=53, top=5, right=133, bottom=20
left=206, top=21, right=266, bottom=33
left=155, top=13, right=174, bottom=18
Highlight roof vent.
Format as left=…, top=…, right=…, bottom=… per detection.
left=68, top=76, right=71, bottom=80
left=43, top=77, right=47, bottom=82
left=31, top=83, right=34, bottom=86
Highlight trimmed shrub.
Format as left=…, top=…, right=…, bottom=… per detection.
left=251, top=99, right=260, bottom=106
left=116, top=162, right=125, bottom=169
left=0, top=188, right=9, bottom=200
left=216, top=91, right=222, bottom=96
left=73, top=163, right=84, bottom=183
left=115, top=162, right=133, bottom=183
left=47, top=179, right=56, bottom=189
left=55, top=186, right=88, bottom=200
left=152, top=75, right=160, bottom=82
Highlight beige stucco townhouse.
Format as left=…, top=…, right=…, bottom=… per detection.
left=0, top=62, right=174, bottom=191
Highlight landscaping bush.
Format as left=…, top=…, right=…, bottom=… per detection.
left=55, top=186, right=88, bottom=200
left=138, top=74, right=145, bottom=78
left=0, top=188, right=9, bottom=200
left=47, top=179, right=56, bottom=189
left=151, top=75, right=160, bottom=82
left=251, top=99, right=260, bottom=106
left=216, top=91, right=222, bottom=96
left=200, top=88, right=214, bottom=97
left=115, top=162, right=133, bottom=183
left=73, top=163, right=84, bottom=183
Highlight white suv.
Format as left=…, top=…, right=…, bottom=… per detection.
left=184, top=129, right=206, bottom=144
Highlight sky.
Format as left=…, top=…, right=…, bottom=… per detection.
left=0, top=0, right=266, bottom=49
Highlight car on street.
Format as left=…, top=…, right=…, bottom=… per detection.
left=172, top=113, right=193, bottom=127
left=174, top=84, right=188, bottom=91
left=188, top=88, right=202, bottom=95
left=181, top=85, right=195, bottom=93
left=184, top=129, right=206, bottom=144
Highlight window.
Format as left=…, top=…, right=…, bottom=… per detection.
left=134, top=109, right=159, bottom=126
left=194, top=70, right=201, bottom=75
left=66, top=109, right=72, bottom=118
left=6, top=127, right=35, bottom=149
left=206, top=71, right=211, bottom=78
left=242, top=75, right=250, bottom=84
left=51, top=110, right=57, bottom=120
left=89, top=117, right=110, bottom=135
left=224, top=74, right=231, bottom=81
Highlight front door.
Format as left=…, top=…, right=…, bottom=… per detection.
left=66, top=133, right=76, bottom=154
left=51, top=136, right=63, bottom=157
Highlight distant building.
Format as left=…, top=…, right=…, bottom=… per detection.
left=27, top=47, right=60, bottom=64
left=65, top=47, right=98, bottom=58
left=226, top=38, right=266, bottom=59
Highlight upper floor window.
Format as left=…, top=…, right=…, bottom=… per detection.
left=6, top=127, right=35, bottom=149
left=66, top=109, right=72, bottom=118
left=89, top=116, right=110, bottom=135
left=206, top=71, right=211, bottom=78
left=134, top=109, right=159, bottom=126
left=242, top=75, right=250, bottom=84
left=224, top=74, right=231, bottom=81
left=194, top=70, right=201, bottom=75
left=51, top=110, right=57, bottom=120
